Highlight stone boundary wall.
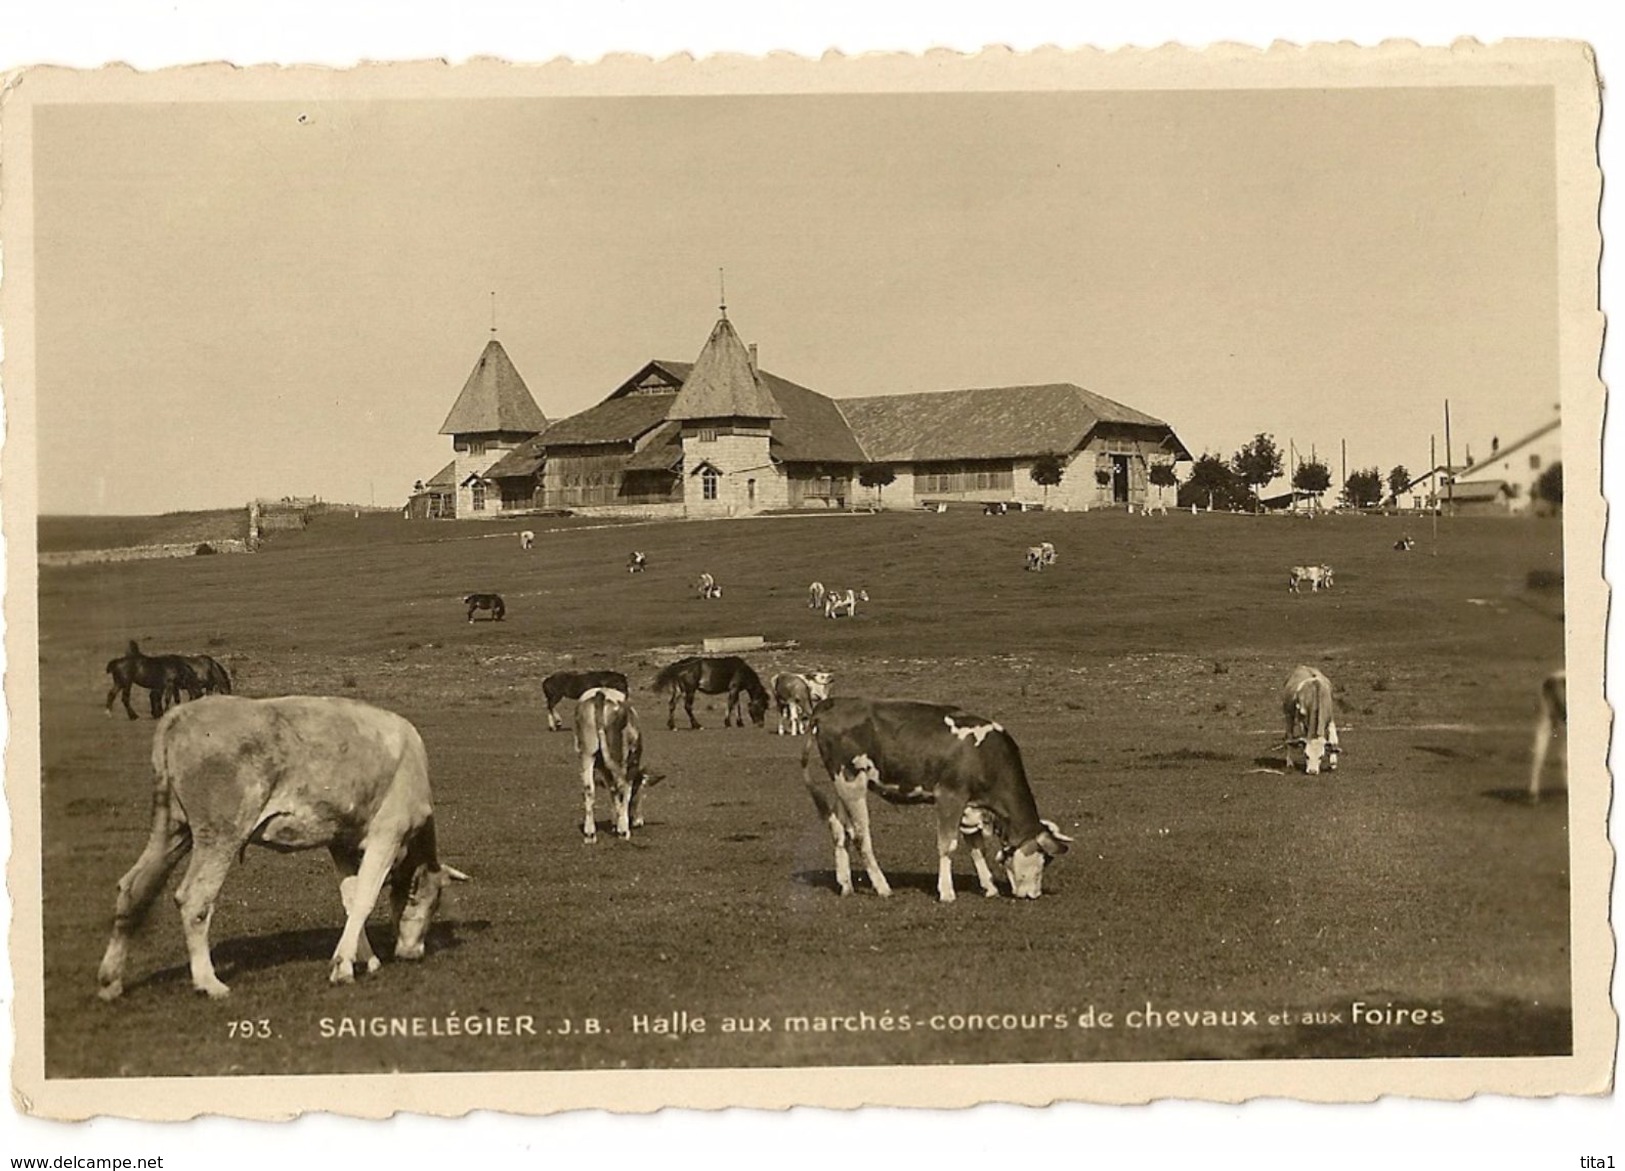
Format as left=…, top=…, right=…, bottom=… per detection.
left=40, top=539, right=251, bottom=568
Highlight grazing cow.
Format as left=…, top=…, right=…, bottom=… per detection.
left=1393, top=536, right=1416, bottom=552
left=1025, top=547, right=1045, bottom=572
left=574, top=688, right=663, bottom=843
left=628, top=551, right=647, bottom=573
left=96, top=696, right=469, bottom=1001
left=695, top=572, right=722, bottom=600
left=1281, top=665, right=1341, bottom=775
left=178, top=654, right=233, bottom=697
left=824, top=588, right=868, bottom=619
left=104, top=642, right=205, bottom=720
left=1039, top=541, right=1057, bottom=567
left=653, top=655, right=770, bottom=730
left=983, top=502, right=1008, bottom=516
left=519, top=530, right=535, bottom=550
left=543, top=669, right=631, bottom=732
left=1528, top=669, right=1567, bottom=801
left=1287, top=565, right=1334, bottom=594
left=769, top=670, right=834, bottom=736
left=802, top=698, right=1073, bottom=901
left=807, top=581, right=828, bottom=611
left=463, top=593, right=506, bottom=622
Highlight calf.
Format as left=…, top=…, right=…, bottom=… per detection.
left=802, top=698, right=1072, bottom=901
left=769, top=670, right=833, bottom=735
left=824, top=588, right=868, bottom=619
left=1287, top=565, right=1334, bottom=593
left=1528, top=669, right=1567, bottom=801
left=628, top=551, right=647, bottom=573
left=519, top=530, right=535, bottom=550
left=463, top=593, right=506, bottom=622
left=97, top=696, right=469, bottom=1000
left=1281, top=665, right=1341, bottom=775
left=574, top=688, right=663, bottom=843
left=543, top=669, right=631, bottom=732
left=807, top=581, right=828, bottom=611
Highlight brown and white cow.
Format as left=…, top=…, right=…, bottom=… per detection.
left=97, top=696, right=469, bottom=1001
left=1281, top=665, right=1341, bottom=775
left=824, top=588, right=867, bottom=619
left=1287, top=565, right=1334, bottom=594
left=628, top=551, right=647, bottom=573
left=1528, top=669, right=1566, bottom=801
left=769, top=670, right=833, bottom=735
left=574, top=687, right=663, bottom=843
left=802, top=698, right=1072, bottom=901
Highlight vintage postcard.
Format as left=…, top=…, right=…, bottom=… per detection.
left=1, top=40, right=1612, bottom=1120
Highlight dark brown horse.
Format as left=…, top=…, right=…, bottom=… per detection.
left=180, top=654, right=233, bottom=697
left=652, top=656, right=770, bottom=730
left=104, top=641, right=204, bottom=720
left=542, top=669, right=631, bottom=731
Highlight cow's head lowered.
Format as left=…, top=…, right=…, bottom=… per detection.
left=997, top=819, right=1074, bottom=899
left=389, top=819, right=470, bottom=960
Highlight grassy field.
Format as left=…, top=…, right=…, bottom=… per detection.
left=34, top=507, right=1570, bottom=1076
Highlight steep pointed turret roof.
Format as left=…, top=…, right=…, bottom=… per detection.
left=439, top=339, right=550, bottom=435
left=665, top=316, right=784, bottom=422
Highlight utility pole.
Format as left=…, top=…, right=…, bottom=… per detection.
left=1288, top=438, right=1296, bottom=511
left=1340, top=439, right=1347, bottom=500
left=1443, top=399, right=1455, bottom=515
left=1430, top=434, right=1438, bottom=554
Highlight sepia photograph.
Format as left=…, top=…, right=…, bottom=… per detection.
left=1, top=18, right=1614, bottom=1133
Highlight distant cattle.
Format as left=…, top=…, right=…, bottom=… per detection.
left=1287, top=565, right=1334, bottom=594
left=104, top=641, right=204, bottom=720
left=653, top=655, right=769, bottom=730
left=1393, top=536, right=1416, bottom=552
left=628, top=551, right=647, bottom=573
left=983, top=502, right=1008, bottom=516
left=769, top=670, right=833, bottom=736
left=802, top=698, right=1073, bottom=901
left=97, top=696, right=469, bottom=1000
left=824, top=588, right=868, bottom=619
left=1025, top=547, right=1044, bottom=572
left=543, top=669, right=631, bottom=732
left=695, top=572, right=722, bottom=600
left=463, top=593, right=506, bottom=622
left=574, top=687, right=663, bottom=843
left=1281, top=665, right=1341, bottom=775
left=519, top=530, right=535, bottom=550
left=1528, top=669, right=1567, bottom=802
left=807, top=581, right=827, bottom=611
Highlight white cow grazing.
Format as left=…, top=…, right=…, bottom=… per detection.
left=1288, top=564, right=1334, bottom=593
left=1039, top=541, right=1057, bottom=567
left=1282, top=665, right=1341, bottom=775
left=770, top=670, right=834, bottom=735
left=97, top=696, right=469, bottom=1001
left=574, top=687, right=663, bottom=842
left=807, top=581, right=828, bottom=611
left=519, top=530, right=535, bottom=550
left=1528, top=669, right=1567, bottom=801
left=824, top=588, right=868, bottom=619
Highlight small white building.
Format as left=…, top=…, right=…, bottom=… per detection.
left=1450, top=417, right=1561, bottom=513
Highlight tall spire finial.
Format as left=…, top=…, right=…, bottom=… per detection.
left=718, top=267, right=727, bottom=319
left=490, top=291, right=497, bottom=335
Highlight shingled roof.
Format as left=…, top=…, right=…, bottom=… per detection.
left=665, top=317, right=784, bottom=421
left=439, top=339, right=550, bottom=436
left=651, top=361, right=867, bottom=464
left=482, top=438, right=547, bottom=480
left=838, top=383, right=1185, bottom=463
left=538, top=391, right=678, bottom=447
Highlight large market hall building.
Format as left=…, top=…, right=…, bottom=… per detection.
left=409, top=311, right=1190, bottom=519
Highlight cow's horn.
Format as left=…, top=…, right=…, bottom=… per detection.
left=1040, top=818, right=1075, bottom=844
left=441, top=865, right=472, bottom=882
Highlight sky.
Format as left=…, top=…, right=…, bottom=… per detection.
left=32, top=85, right=1558, bottom=513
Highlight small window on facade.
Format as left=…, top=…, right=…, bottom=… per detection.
left=471, top=483, right=486, bottom=511
left=702, top=468, right=720, bottom=501
left=697, top=428, right=718, bottom=443
left=469, top=439, right=488, bottom=456
left=1529, top=454, right=1541, bottom=470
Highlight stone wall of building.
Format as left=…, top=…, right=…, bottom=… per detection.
left=680, top=431, right=784, bottom=517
